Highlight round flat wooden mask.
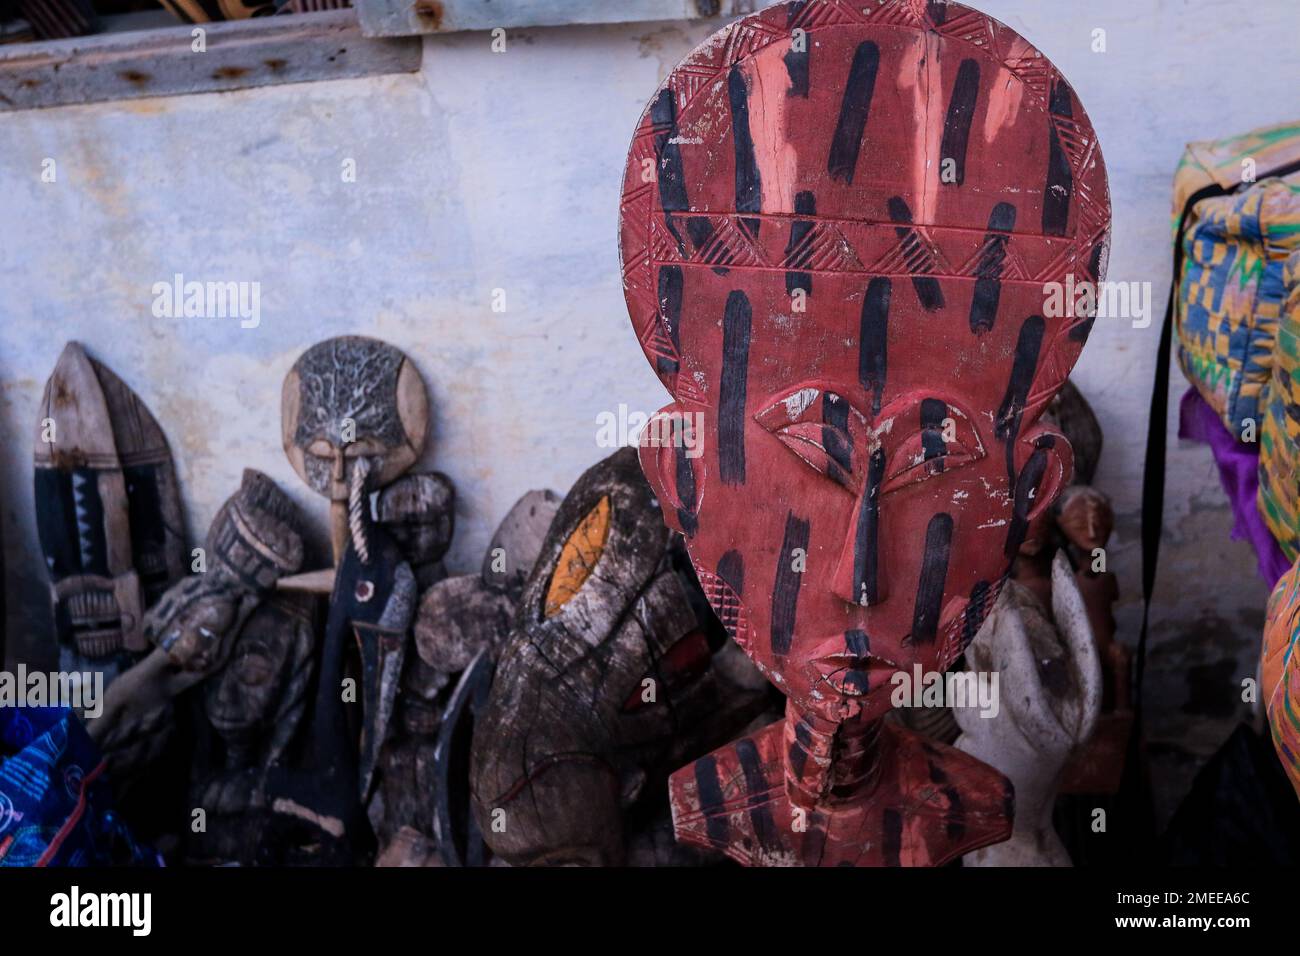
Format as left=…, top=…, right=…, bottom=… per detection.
left=281, top=336, right=429, bottom=501
left=619, top=0, right=1111, bottom=724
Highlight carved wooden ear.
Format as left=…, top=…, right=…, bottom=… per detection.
left=1003, top=426, right=1071, bottom=560
left=637, top=405, right=702, bottom=536
left=1018, top=425, right=1073, bottom=524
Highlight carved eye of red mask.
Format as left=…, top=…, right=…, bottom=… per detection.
left=878, top=399, right=985, bottom=494
left=754, top=387, right=867, bottom=491
left=755, top=387, right=986, bottom=495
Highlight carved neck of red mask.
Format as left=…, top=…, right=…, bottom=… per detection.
left=783, top=700, right=885, bottom=809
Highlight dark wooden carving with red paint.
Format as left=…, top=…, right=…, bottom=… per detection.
left=618, top=0, right=1110, bottom=866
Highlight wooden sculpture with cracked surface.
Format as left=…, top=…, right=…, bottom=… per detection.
left=469, top=448, right=773, bottom=866
left=618, top=0, right=1111, bottom=865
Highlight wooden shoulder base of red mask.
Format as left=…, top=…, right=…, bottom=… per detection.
left=669, top=719, right=1013, bottom=867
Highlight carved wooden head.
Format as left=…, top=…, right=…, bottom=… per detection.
left=144, top=470, right=304, bottom=675
left=618, top=0, right=1110, bottom=727
left=469, top=449, right=769, bottom=865
left=281, top=336, right=429, bottom=501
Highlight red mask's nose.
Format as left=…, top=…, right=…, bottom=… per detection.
left=831, top=448, right=887, bottom=608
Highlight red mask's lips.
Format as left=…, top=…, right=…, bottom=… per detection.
left=808, top=645, right=901, bottom=698
left=804, top=595, right=972, bottom=698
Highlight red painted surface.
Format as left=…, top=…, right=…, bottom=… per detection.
left=619, top=0, right=1110, bottom=865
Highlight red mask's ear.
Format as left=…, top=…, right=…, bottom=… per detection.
left=1007, top=425, right=1072, bottom=557
left=638, top=404, right=704, bottom=536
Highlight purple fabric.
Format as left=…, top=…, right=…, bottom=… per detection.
left=1178, top=388, right=1291, bottom=588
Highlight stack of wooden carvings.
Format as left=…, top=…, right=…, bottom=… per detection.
left=28, top=336, right=447, bottom=863
left=26, top=336, right=774, bottom=867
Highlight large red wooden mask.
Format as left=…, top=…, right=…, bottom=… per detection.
left=619, top=0, right=1109, bottom=866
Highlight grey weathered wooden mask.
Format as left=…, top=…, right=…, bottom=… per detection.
left=281, top=336, right=428, bottom=503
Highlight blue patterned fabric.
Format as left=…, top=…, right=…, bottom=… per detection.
left=0, top=707, right=161, bottom=867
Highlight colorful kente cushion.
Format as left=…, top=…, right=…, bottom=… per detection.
left=1259, top=249, right=1300, bottom=559
left=1263, top=559, right=1300, bottom=800
left=1173, top=121, right=1300, bottom=433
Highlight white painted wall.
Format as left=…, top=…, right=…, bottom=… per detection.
left=1, top=0, right=1295, bottom=820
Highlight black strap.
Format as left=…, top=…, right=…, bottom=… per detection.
left=1138, top=157, right=1300, bottom=726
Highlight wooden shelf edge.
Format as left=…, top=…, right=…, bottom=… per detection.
left=355, top=0, right=757, bottom=40
left=0, top=9, right=421, bottom=113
